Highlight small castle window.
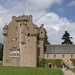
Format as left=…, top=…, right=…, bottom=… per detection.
left=28, top=33, right=30, bottom=36
left=62, top=54, right=64, bottom=58
left=16, top=38, right=17, bottom=40
left=46, top=54, right=49, bottom=58
left=54, top=54, right=56, bottom=59
left=13, top=39, right=15, bottom=41
left=25, top=24, right=27, bottom=26
left=27, top=27, right=29, bottom=31
left=16, top=27, right=18, bottom=33
left=71, top=55, right=73, bottom=58
left=41, top=32, right=43, bottom=34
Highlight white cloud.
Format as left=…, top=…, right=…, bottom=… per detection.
left=68, top=0, right=75, bottom=6
left=0, top=0, right=75, bottom=44
left=36, top=13, right=75, bottom=44
left=28, top=0, right=62, bottom=11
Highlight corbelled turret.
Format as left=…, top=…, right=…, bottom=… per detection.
left=3, top=25, right=8, bottom=36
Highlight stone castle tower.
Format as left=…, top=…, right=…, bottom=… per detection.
left=3, top=15, right=45, bottom=67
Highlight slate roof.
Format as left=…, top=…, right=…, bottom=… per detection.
left=34, top=25, right=38, bottom=29
left=44, top=44, right=75, bottom=54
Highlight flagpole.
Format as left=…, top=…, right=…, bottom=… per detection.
left=26, top=2, right=28, bottom=15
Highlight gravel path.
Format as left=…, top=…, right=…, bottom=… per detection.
left=62, top=69, right=75, bottom=75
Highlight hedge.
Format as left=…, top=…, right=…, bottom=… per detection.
left=37, top=58, right=63, bottom=68
left=70, top=59, right=75, bottom=66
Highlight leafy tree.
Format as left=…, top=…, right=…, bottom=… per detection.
left=44, top=29, right=50, bottom=44
left=0, top=43, right=3, bottom=61
left=62, top=31, right=73, bottom=45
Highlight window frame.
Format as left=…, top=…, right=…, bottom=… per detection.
left=71, top=54, right=73, bottom=59
left=54, top=54, right=56, bottom=59
left=10, top=49, right=20, bottom=57
left=62, top=54, right=64, bottom=58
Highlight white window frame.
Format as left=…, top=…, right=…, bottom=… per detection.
left=16, top=50, right=20, bottom=57
left=13, top=49, right=17, bottom=57
left=10, top=49, right=20, bottom=57
left=10, top=50, right=13, bottom=57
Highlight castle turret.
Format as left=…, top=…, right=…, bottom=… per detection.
left=39, top=24, right=45, bottom=39
left=39, top=24, right=45, bottom=58
left=3, top=25, right=8, bottom=36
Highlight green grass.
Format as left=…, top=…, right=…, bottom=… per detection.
left=0, top=62, right=64, bottom=75
left=70, top=68, right=75, bottom=73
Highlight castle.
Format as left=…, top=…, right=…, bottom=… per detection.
left=3, top=15, right=45, bottom=67
left=3, top=15, right=75, bottom=67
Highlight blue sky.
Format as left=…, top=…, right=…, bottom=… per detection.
left=0, top=0, right=75, bottom=44
left=49, top=0, right=75, bottom=22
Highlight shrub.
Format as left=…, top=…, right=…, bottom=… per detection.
left=37, top=58, right=45, bottom=67
left=37, top=58, right=62, bottom=68
left=70, top=59, right=75, bottom=66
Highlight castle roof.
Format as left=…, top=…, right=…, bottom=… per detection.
left=44, top=44, right=75, bottom=54
left=3, top=25, right=8, bottom=29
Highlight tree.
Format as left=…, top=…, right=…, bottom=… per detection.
left=44, top=29, right=50, bottom=44
left=62, top=31, right=73, bottom=45
left=0, top=43, right=3, bottom=61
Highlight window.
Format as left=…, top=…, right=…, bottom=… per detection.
left=27, top=27, right=29, bottom=31
left=71, top=55, right=73, bottom=58
left=54, top=54, right=56, bottom=59
left=13, top=38, right=15, bottom=41
left=46, top=54, right=49, bottom=58
left=25, top=24, right=27, bottom=26
left=13, top=49, right=17, bottom=57
left=10, top=50, right=13, bottom=57
left=41, top=32, right=43, bottom=34
left=10, top=49, right=20, bottom=57
left=28, top=33, right=30, bottom=36
left=62, top=54, right=64, bottom=58
left=16, top=50, right=20, bottom=57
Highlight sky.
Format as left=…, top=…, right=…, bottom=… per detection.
left=0, top=0, right=75, bottom=44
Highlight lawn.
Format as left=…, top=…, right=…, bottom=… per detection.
left=0, top=62, right=64, bottom=75
left=70, top=68, right=75, bottom=73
